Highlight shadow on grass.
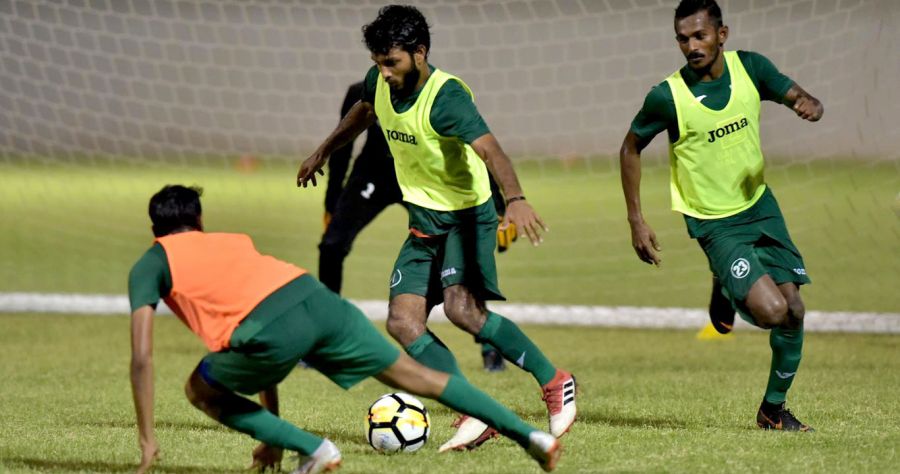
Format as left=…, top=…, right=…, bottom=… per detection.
left=80, top=419, right=228, bottom=432
left=313, top=429, right=371, bottom=447
left=1, top=457, right=244, bottom=473
left=521, top=408, right=688, bottom=430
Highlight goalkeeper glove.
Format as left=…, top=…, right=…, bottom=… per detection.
left=497, top=216, right=517, bottom=253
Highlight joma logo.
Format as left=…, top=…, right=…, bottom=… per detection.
left=385, top=129, right=417, bottom=145
left=707, top=117, right=749, bottom=143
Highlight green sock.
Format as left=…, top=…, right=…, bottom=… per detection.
left=478, top=311, right=557, bottom=385
left=219, top=400, right=323, bottom=455
left=438, top=374, right=535, bottom=448
left=405, top=330, right=465, bottom=378
left=764, top=326, right=804, bottom=404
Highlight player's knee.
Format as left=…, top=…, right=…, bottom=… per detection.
left=384, top=315, right=404, bottom=340
left=184, top=376, right=205, bottom=410
left=785, top=298, right=805, bottom=328
left=752, top=297, right=788, bottom=329
left=386, top=310, right=423, bottom=345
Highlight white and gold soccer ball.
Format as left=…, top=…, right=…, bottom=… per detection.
left=366, top=392, right=430, bottom=453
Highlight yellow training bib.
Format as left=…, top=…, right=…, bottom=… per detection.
left=666, top=51, right=767, bottom=219
left=374, top=69, right=491, bottom=211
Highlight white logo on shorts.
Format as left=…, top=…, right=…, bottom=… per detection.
left=389, top=269, right=402, bottom=288
left=793, top=268, right=807, bottom=275
left=440, top=267, right=457, bottom=279
left=730, top=258, right=750, bottom=279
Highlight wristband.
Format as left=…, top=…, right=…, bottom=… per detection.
left=505, top=195, right=526, bottom=205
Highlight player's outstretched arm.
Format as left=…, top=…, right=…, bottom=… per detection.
left=471, top=133, right=548, bottom=246
left=620, top=131, right=661, bottom=266
left=783, top=83, right=824, bottom=122
left=297, top=100, right=376, bottom=188
left=130, top=305, right=159, bottom=474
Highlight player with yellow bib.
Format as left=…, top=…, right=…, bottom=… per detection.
left=298, top=5, right=576, bottom=453
left=619, top=0, right=823, bottom=431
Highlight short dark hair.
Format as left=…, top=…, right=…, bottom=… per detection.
left=149, top=185, right=203, bottom=237
left=675, top=0, right=723, bottom=28
left=362, top=5, right=431, bottom=56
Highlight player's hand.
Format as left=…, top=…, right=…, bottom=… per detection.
left=496, top=216, right=517, bottom=253
left=503, top=200, right=547, bottom=246
left=135, top=438, right=159, bottom=474
left=323, top=211, right=332, bottom=232
left=792, top=96, right=823, bottom=122
left=248, top=443, right=283, bottom=473
left=629, top=220, right=661, bottom=266
left=297, top=152, right=326, bottom=188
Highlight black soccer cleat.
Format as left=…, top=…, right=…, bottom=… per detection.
left=709, top=276, right=736, bottom=334
left=482, top=348, right=506, bottom=372
left=756, top=401, right=814, bottom=432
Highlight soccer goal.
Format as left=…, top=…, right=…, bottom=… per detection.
left=1, top=0, right=897, bottom=315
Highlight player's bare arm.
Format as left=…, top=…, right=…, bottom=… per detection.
left=249, top=386, right=283, bottom=472
left=130, top=305, right=159, bottom=474
left=619, top=131, right=661, bottom=266
left=297, top=100, right=376, bottom=187
left=471, top=133, right=548, bottom=246
left=783, top=83, right=824, bottom=122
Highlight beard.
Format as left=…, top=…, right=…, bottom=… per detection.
left=394, top=66, right=421, bottom=98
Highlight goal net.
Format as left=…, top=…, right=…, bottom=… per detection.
left=1, top=0, right=897, bottom=314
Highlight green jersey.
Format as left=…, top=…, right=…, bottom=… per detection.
left=368, top=67, right=492, bottom=211
left=666, top=51, right=766, bottom=218
left=127, top=243, right=306, bottom=321
left=630, top=51, right=794, bottom=218
left=362, top=65, right=490, bottom=144
left=630, top=50, right=793, bottom=143
left=128, top=244, right=171, bottom=311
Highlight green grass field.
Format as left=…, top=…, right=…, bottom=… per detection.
left=0, top=157, right=898, bottom=472
left=1, top=157, right=898, bottom=312
left=0, top=314, right=898, bottom=473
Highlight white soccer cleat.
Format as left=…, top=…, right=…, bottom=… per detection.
left=541, top=369, right=577, bottom=437
left=526, top=430, right=563, bottom=472
left=437, top=415, right=499, bottom=452
left=292, top=439, right=342, bottom=474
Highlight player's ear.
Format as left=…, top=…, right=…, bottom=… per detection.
left=718, top=25, right=729, bottom=47
left=413, top=45, right=427, bottom=66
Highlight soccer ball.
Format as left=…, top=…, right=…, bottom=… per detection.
left=366, top=392, right=430, bottom=453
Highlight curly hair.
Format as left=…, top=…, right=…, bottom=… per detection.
left=362, top=5, right=431, bottom=56
left=675, top=0, right=723, bottom=28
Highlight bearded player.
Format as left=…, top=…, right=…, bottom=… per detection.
left=298, top=5, right=576, bottom=450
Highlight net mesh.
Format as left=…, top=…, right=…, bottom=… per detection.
left=1, top=0, right=898, bottom=312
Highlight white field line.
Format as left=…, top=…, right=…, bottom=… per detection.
left=1, top=292, right=898, bottom=334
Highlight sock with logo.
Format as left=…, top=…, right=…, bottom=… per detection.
left=405, top=330, right=465, bottom=378
left=219, top=398, right=323, bottom=455
left=478, top=311, right=557, bottom=386
left=763, top=326, right=804, bottom=404
left=438, top=374, right=534, bottom=448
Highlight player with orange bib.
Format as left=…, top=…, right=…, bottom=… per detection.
left=128, top=185, right=562, bottom=474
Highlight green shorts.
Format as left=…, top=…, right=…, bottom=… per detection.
left=201, top=275, right=400, bottom=395
left=685, top=187, right=811, bottom=325
left=389, top=199, right=504, bottom=307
